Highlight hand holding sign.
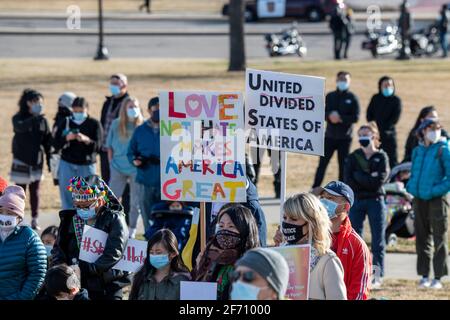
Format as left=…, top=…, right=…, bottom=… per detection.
left=79, top=225, right=108, bottom=263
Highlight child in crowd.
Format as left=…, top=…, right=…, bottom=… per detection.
left=40, top=225, right=58, bottom=264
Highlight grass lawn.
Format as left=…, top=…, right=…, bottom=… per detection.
left=0, top=0, right=226, bottom=13
left=369, top=279, right=450, bottom=300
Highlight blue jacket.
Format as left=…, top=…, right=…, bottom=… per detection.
left=407, top=138, right=450, bottom=200
left=127, top=121, right=160, bottom=188
left=0, top=226, right=47, bottom=300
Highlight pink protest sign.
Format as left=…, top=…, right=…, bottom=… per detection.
left=271, top=244, right=311, bottom=300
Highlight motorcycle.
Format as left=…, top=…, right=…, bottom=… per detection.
left=410, top=22, right=440, bottom=57
left=362, top=24, right=402, bottom=58
left=265, top=25, right=307, bottom=58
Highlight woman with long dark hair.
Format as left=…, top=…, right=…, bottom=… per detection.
left=129, top=229, right=190, bottom=300
left=192, top=204, right=260, bottom=300
left=10, top=89, right=52, bottom=230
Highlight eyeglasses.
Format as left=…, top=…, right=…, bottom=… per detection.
left=231, top=270, right=256, bottom=283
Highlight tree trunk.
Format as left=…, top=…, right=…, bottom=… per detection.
left=228, top=0, right=246, bottom=71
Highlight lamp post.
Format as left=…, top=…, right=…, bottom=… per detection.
left=94, top=0, right=109, bottom=60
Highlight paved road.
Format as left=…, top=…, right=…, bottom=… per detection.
left=23, top=198, right=449, bottom=282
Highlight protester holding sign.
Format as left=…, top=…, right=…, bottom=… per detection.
left=106, top=96, right=144, bottom=239
left=314, top=181, right=372, bottom=300
left=406, top=118, right=449, bottom=290
left=193, top=205, right=260, bottom=300
left=10, top=89, right=52, bottom=231
left=367, top=76, right=403, bottom=168
left=344, top=123, right=389, bottom=289
left=274, top=193, right=347, bottom=300
left=0, top=186, right=47, bottom=300
left=53, top=97, right=102, bottom=210
left=51, top=175, right=130, bottom=300
left=129, top=229, right=191, bottom=300
left=230, top=247, right=289, bottom=300
left=312, top=71, right=360, bottom=188
left=127, top=96, right=161, bottom=233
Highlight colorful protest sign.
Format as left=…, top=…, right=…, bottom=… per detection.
left=245, top=68, right=325, bottom=156
left=113, top=239, right=148, bottom=273
left=271, top=244, right=311, bottom=300
left=78, top=225, right=108, bottom=263
left=180, top=281, right=218, bottom=300
left=160, top=91, right=246, bottom=203
left=257, top=0, right=286, bottom=18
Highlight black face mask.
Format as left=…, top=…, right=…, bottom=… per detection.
left=282, top=221, right=308, bottom=245
left=359, top=137, right=371, bottom=148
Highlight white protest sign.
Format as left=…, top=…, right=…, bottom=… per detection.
left=159, top=90, right=247, bottom=203
left=78, top=225, right=108, bottom=263
left=257, top=0, right=286, bottom=18
left=180, top=281, right=217, bottom=300
left=113, top=239, right=148, bottom=273
left=245, top=68, right=325, bottom=156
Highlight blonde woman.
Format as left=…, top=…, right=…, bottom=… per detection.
left=106, top=96, right=144, bottom=238
left=273, top=193, right=347, bottom=300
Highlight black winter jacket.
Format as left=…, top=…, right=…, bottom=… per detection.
left=51, top=201, right=130, bottom=294
left=12, top=113, right=52, bottom=169
left=344, top=148, right=390, bottom=200
left=325, top=90, right=360, bottom=140
left=366, top=93, right=402, bottom=137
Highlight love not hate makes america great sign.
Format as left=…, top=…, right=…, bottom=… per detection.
left=159, top=91, right=247, bottom=203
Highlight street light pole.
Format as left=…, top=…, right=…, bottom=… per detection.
left=94, top=0, right=109, bottom=60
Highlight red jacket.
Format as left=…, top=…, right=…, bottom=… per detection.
left=332, top=216, right=372, bottom=300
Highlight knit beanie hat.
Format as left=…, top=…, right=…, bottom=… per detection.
left=0, top=176, right=8, bottom=195
left=0, top=185, right=26, bottom=219
left=235, top=248, right=290, bottom=299
left=58, top=92, right=76, bottom=110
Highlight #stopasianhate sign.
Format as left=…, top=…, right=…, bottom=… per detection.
left=271, top=245, right=311, bottom=300
left=245, top=69, right=325, bottom=156
left=160, top=91, right=246, bottom=203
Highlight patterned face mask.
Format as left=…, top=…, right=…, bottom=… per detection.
left=215, top=229, right=241, bottom=250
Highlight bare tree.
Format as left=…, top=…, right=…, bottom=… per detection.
left=228, top=0, right=246, bottom=71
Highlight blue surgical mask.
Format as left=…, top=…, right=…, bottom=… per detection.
left=230, top=281, right=260, bottom=300
left=337, top=81, right=349, bottom=92
left=149, top=254, right=170, bottom=269
left=45, top=245, right=53, bottom=257
left=72, top=112, right=87, bottom=124
left=109, top=84, right=121, bottom=96
left=382, top=87, right=394, bottom=97
left=127, top=107, right=140, bottom=119
left=320, top=198, right=339, bottom=219
left=31, top=104, right=43, bottom=115
left=76, top=203, right=97, bottom=220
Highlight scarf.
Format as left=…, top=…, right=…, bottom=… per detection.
left=73, top=215, right=86, bottom=248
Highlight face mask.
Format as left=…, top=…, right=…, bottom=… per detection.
left=337, top=81, right=349, bottom=92
left=76, top=203, right=97, bottom=221
left=215, top=229, right=241, bottom=250
left=359, top=136, right=372, bottom=148
left=382, top=87, right=394, bottom=97
left=127, top=107, right=140, bottom=120
left=320, top=198, right=339, bottom=219
left=109, top=84, right=121, bottom=96
left=230, top=280, right=260, bottom=300
left=72, top=112, right=87, bottom=124
left=45, top=245, right=53, bottom=257
left=151, top=109, right=160, bottom=123
left=149, top=254, right=170, bottom=269
left=0, top=214, right=18, bottom=231
left=31, top=104, right=43, bottom=115
left=282, top=221, right=307, bottom=245
left=426, top=129, right=441, bottom=144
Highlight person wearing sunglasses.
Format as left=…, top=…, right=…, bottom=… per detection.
left=230, top=247, right=289, bottom=300
left=51, top=175, right=130, bottom=300
left=192, top=204, right=260, bottom=300
left=273, top=193, right=346, bottom=300
left=407, top=118, right=450, bottom=290
left=313, top=181, right=372, bottom=300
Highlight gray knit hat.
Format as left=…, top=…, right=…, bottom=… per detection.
left=58, top=92, right=76, bottom=110
left=236, top=248, right=289, bottom=299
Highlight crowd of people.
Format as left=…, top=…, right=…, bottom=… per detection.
left=0, top=70, right=448, bottom=300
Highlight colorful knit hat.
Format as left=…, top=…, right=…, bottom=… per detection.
left=67, top=176, right=107, bottom=202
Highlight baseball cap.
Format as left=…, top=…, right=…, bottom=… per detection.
left=321, top=180, right=354, bottom=207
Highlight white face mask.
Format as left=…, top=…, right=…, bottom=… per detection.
left=426, top=129, right=441, bottom=144
left=0, top=214, right=18, bottom=231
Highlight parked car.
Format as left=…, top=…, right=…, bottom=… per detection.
left=222, top=0, right=338, bottom=22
